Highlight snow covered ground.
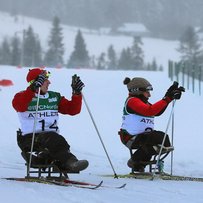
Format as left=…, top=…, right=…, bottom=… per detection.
left=0, top=66, right=203, bottom=203
left=0, top=11, right=203, bottom=203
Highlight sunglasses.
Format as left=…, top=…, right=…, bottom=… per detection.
left=44, top=71, right=51, bottom=78
left=139, top=86, right=153, bottom=92
left=130, top=85, right=153, bottom=93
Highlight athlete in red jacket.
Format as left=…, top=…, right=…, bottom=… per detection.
left=119, top=77, right=184, bottom=172
left=12, top=68, right=88, bottom=172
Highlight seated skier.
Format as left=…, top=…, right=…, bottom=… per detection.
left=12, top=68, right=88, bottom=173
left=119, top=77, right=184, bottom=172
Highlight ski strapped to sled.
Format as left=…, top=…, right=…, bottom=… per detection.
left=3, top=177, right=103, bottom=189
left=102, top=172, right=203, bottom=182
left=2, top=177, right=126, bottom=189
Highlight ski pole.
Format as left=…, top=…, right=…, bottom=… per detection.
left=28, top=87, right=41, bottom=177
left=82, top=93, right=118, bottom=178
left=170, top=100, right=175, bottom=175
left=152, top=100, right=176, bottom=179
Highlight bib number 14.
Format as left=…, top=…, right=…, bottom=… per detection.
left=39, top=119, right=58, bottom=131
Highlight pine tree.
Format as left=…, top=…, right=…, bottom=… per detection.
left=159, top=65, right=164, bottom=71
left=44, top=16, right=64, bottom=67
left=151, top=58, right=158, bottom=71
left=177, top=26, right=203, bottom=80
left=89, top=55, right=96, bottom=69
left=67, top=30, right=90, bottom=68
left=10, top=35, right=21, bottom=66
left=107, top=45, right=117, bottom=70
left=23, top=26, right=42, bottom=67
left=33, top=38, right=43, bottom=67
left=118, top=47, right=133, bottom=70
left=131, top=36, right=144, bottom=70
left=0, top=47, right=2, bottom=64
left=177, top=26, right=202, bottom=66
left=97, top=52, right=106, bottom=70
left=23, top=26, right=35, bottom=66
left=0, top=38, right=11, bottom=65
left=146, top=62, right=151, bottom=71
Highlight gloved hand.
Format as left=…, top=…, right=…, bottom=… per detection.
left=164, top=81, right=179, bottom=101
left=167, top=88, right=182, bottom=100
left=71, top=74, right=85, bottom=95
left=163, top=82, right=185, bottom=101
left=172, top=86, right=185, bottom=100
left=165, top=81, right=179, bottom=95
left=30, top=72, right=46, bottom=91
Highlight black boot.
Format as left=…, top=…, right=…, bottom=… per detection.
left=127, top=158, right=145, bottom=172
left=64, top=157, right=89, bottom=172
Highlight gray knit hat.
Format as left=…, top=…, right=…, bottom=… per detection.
left=123, top=77, right=153, bottom=95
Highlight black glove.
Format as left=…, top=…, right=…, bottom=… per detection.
left=172, top=86, right=185, bottom=100
left=166, top=82, right=179, bottom=95
left=164, top=82, right=185, bottom=101
left=71, top=74, right=85, bottom=94
left=30, top=72, right=46, bottom=91
left=168, top=89, right=182, bottom=100
left=163, top=81, right=178, bottom=100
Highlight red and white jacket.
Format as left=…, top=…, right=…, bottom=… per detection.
left=12, top=87, right=82, bottom=135
left=121, top=95, right=171, bottom=135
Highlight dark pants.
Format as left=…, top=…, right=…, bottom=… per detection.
left=130, top=130, right=171, bottom=163
left=17, top=131, right=76, bottom=165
